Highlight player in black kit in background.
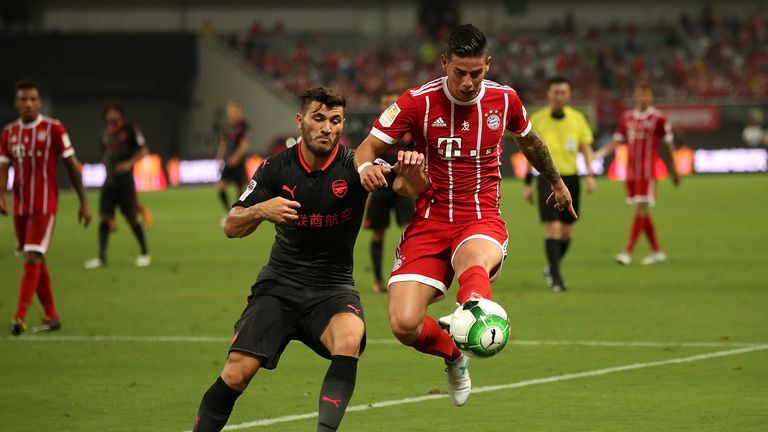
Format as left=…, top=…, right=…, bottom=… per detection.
left=84, top=102, right=150, bottom=269
left=193, top=86, right=428, bottom=432
left=364, top=93, right=416, bottom=292
left=215, top=101, right=250, bottom=217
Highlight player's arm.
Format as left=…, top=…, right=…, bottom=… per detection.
left=224, top=198, right=300, bottom=238
left=516, top=129, right=577, bottom=218
left=355, top=134, right=392, bottom=191
left=227, top=136, right=249, bottom=167
left=662, top=140, right=680, bottom=187
left=0, top=160, right=8, bottom=215
left=392, top=150, right=428, bottom=197
left=581, top=141, right=596, bottom=193
left=595, top=140, right=619, bottom=159
left=62, top=155, right=92, bottom=227
left=215, top=137, right=226, bottom=161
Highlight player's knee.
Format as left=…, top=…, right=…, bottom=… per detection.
left=388, top=311, right=421, bottom=344
left=221, top=353, right=259, bottom=392
left=333, top=332, right=362, bottom=356
left=24, top=252, right=44, bottom=264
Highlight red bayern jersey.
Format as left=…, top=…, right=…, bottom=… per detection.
left=371, top=77, right=530, bottom=223
left=0, top=115, right=75, bottom=216
left=612, top=107, right=673, bottom=180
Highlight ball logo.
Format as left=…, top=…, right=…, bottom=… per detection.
left=331, top=179, right=347, bottom=198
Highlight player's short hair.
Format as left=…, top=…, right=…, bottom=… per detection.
left=547, top=76, right=572, bottom=88
left=446, top=24, right=488, bottom=59
left=102, top=101, right=125, bottom=118
left=15, top=79, right=39, bottom=94
left=300, top=86, right=346, bottom=113
left=634, top=81, right=653, bottom=92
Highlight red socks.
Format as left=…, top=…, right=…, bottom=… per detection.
left=626, top=215, right=661, bottom=253
left=15, top=262, right=42, bottom=321
left=456, top=265, right=492, bottom=304
left=644, top=215, right=661, bottom=252
left=36, top=263, right=58, bottom=320
left=410, top=317, right=461, bottom=361
left=626, top=216, right=647, bottom=254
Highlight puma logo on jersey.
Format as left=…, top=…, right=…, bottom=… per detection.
left=282, top=185, right=298, bottom=199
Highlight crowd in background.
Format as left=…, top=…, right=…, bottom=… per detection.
left=221, top=5, right=768, bottom=129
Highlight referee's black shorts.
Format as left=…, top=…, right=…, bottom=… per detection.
left=228, top=280, right=366, bottom=370
left=220, top=163, right=246, bottom=187
left=537, top=174, right=580, bottom=224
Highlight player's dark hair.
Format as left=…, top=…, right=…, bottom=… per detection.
left=300, top=86, right=346, bottom=112
left=102, top=101, right=125, bottom=118
left=446, top=24, right=488, bottom=59
left=15, top=79, right=39, bottom=94
left=547, top=76, right=572, bottom=88
left=634, top=81, right=653, bottom=92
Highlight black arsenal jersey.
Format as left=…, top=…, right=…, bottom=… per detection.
left=223, top=121, right=250, bottom=160
left=101, top=121, right=145, bottom=182
left=234, top=143, right=368, bottom=290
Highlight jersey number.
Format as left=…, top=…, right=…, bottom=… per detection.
left=437, top=137, right=462, bottom=160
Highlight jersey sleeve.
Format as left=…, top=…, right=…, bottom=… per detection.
left=370, top=91, right=419, bottom=145
left=233, top=159, right=278, bottom=208
left=612, top=114, right=628, bottom=143
left=505, top=91, right=532, bottom=137
left=0, top=128, right=9, bottom=164
left=577, top=113, right=594, bottom=148
left=52, top=123, right=75, bottom=158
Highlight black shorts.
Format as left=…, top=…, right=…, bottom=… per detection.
left=228, top=281, right=366, bottom=370
left=100, top=178, right=137, bottom=218
left=220, top=164, right=246, bottom=186
left=364, top=189, right=415, bottom=231
left=537, top=174, right=580, bottom=224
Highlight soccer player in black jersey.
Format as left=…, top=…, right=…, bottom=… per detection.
left=193, top=87, right=374, bottom=432
left=364, top=93, right=415, bottom=293
left=215, top=101, right=250, bottom=217
left=84, top=102, right=150, bottom=269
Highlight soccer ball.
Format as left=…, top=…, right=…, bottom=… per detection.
left=448, top=299, right=510, bottom=358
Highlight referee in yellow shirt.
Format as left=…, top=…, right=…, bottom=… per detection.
left=525, top=77, right=596, bottom=292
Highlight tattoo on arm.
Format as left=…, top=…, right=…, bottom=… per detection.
left=517, top=130, right=561, bottom=184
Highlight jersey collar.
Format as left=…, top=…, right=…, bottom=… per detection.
left=297, top=140, right=340, bottom=174
left=441, top=76, right=485, bottom=106
left=632, top=107, right=656, bottom=119
left=20, top=115, right=43, bottom=128
left=108, top=119, right=126, bottom=134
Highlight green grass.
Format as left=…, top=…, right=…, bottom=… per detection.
left=1, top=175, right=767, bottom=431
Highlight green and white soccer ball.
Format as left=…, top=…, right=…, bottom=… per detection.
left=449, top=299, right=510, bottom=358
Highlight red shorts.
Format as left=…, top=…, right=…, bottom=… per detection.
left=625, top=179, right=656, bottom=205
left=14, top=214, right=56, bottom=254
left=388, top=216, right=509, bottom=299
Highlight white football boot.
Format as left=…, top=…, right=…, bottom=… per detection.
left=84, top=258, right=105, bottom=269
left=445, top=354, right=471, bottom=406
left=615, top=252, right=632, bottom=265
left=135, top=254, right=151, bottom=267
left=641, top=251, right=666, bottom=265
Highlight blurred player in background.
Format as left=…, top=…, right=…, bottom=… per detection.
left=193, top=87, right=378, bottom=432
left=215, top=101, right=250, bottom=218
left=355, top=24, right=574, bottom=406
left=0, top=80, right=91, bottom=335
left=526, top=77, right=595, bottom=292
left=84, top=102, right=151, bottom=269
left=598, top=82, right=680, bottom=265
left=364, top=92, right=415, bottom=293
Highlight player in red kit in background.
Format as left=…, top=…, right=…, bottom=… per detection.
left=598, top=82, right=680, bottom=265
left=0, top=79, right=92, bottom=335
left=355, top=24, right=575, bottom=406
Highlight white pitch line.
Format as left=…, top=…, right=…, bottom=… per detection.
left=205, top=344, right=768, bottom=431
left=4, top=335, right=766, bottom=349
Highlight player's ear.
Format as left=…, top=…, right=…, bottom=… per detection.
left=440, top=53, right=448, bottom=70
left=485, top=55, right=492, bottom=70
left=295, top=112, right=303, bottom=130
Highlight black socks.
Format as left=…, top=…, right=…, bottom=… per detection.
left=317, top=355, right=358, bottom=432
left=193, top=377, right=242, bottom=432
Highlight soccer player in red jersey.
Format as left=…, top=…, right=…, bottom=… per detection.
left=598, top=82, right=680, bottom=266
left=355, top=24, right=575, bottom=406
left=0, top=80, right=92, bottom=335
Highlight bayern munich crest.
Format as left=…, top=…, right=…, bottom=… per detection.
left=485, top=109, right=501, bottom=131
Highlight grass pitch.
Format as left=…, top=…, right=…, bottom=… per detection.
left=1, top=174, right=766, bottom=431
